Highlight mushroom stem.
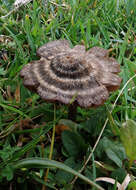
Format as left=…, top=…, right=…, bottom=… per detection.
left=68, top=103, right=77, bottom=121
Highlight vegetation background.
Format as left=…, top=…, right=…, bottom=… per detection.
left=0, top=0, right=136, bottom=189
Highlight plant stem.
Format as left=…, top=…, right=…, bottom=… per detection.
left=68, top=103, right=77, bottom=121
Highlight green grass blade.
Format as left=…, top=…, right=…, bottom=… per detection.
left=14, top=158, right=104, bottom=190
left=0, top=125, right=52, bottom=167
left=0, top=103, right=28, bottom=118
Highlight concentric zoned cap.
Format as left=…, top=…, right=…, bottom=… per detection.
left=20, top=40, right=121, bottom=108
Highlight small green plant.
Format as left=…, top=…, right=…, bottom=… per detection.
left=1, top=0, right=136, bottom=189
left=120, top=119, right=136, bottom=168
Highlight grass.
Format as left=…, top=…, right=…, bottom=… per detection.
left=1, top=0, right=136, bottom=189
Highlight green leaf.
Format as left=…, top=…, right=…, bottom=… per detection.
left=61, top=184, right=73, bottom=190
left=0, top=144, right=20, bottom=161
left=120, top=119, right=136, bottom=166
left=102, top=137, right=126, bottom=167
left=110, top=168, right=127, bottom=183
left=56, top=157, right=81, bottom=185
left=81, top=106, right=107, bottom=136
left=13, top=158, right=104, bottom=190
left=0, top=67, right=6, bottom=75
left=1, top=165, right=13, bottom=181
left=62, top=130, right=87, bottom=157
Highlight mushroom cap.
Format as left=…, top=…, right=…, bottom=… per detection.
left=20, top=40, right=121, bottom=108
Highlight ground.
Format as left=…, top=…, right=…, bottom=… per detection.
left=0, top=0, right=136, bottom=190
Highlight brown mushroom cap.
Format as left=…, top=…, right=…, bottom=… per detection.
left=20, top=40, right=121, bottom=108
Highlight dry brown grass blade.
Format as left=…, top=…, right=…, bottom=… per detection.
left=95, top=174, right=131, bottom=190
left=121, top=174, right=131, bottom=190
left=95, top=177, right=122, bottom=189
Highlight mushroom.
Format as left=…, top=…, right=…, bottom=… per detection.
left=20, top=40, right=121, bottom=121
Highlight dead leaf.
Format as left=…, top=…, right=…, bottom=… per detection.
left=95, top=174, right=131, bottom=190
left=0, top=35, right=12, bottom=44
left=14, top=0, right=32, bottom=7
left=20, top=119, right=33, bottom=129
left=55, top=124, right=70, bottom=136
